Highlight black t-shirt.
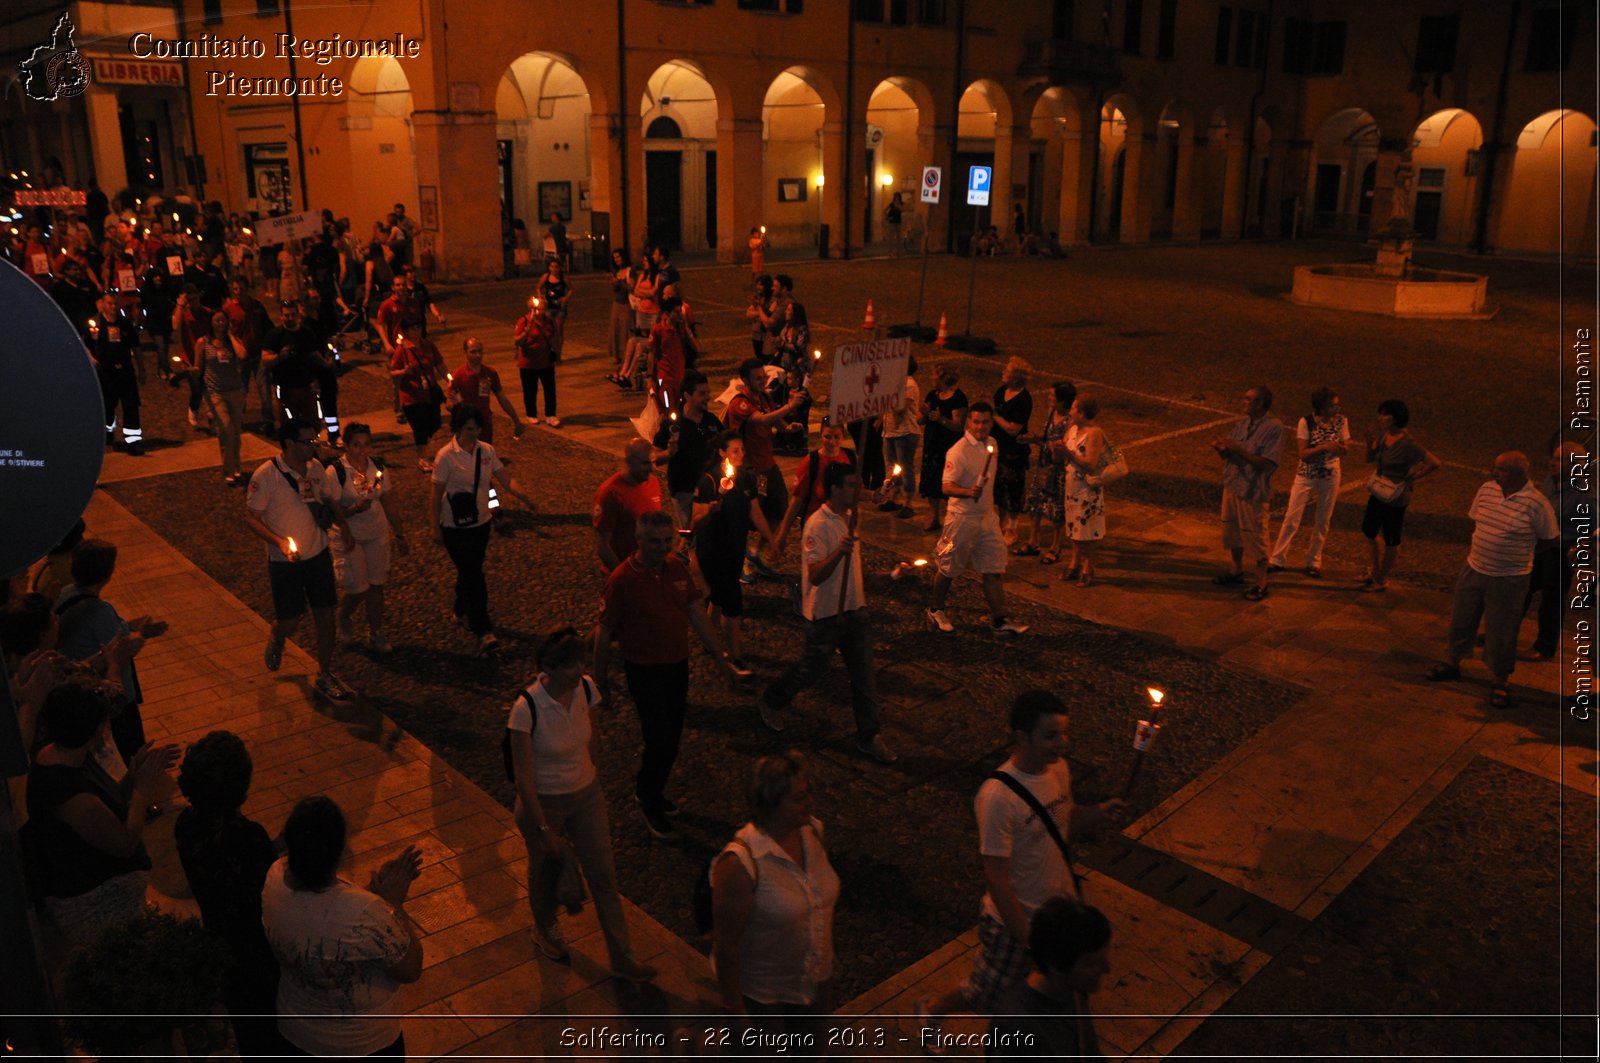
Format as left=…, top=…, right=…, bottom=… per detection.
left=656, top=263, right=682, bottom=310
left=50, top=278, right=99, bottom=335
left=694, top=468, right=758, bottom=559
left=174, top=808, right=279, bottom=976
left=265, top=326, right=330, bottom=389
left=653, top=410, right=723, bottom=494
left=539, top=276, right=570, bottom=307
left=90, top=311, right=138, bottom=371
left=992, top=385, right=1034, bottom=467
left=186, top=264, right=228, bottom=312
left=25, top=762, right=150, bottom=898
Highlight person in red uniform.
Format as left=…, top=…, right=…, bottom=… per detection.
left=593, top=439, right=664, bottom=577
left=389, top=334, right=446, bottom=470
left=223, top=278, right=273, bottom=423
left=727, top=358, right=807, bottom=576
left=647, top=306, right=699, bottom=415
left=447, top=337, right=524, bottom=446
left=513, top=296, right=560, bottom=427
left=772, top=417, right=857, bottom=556
left=593, top=511, right=744, bottom=841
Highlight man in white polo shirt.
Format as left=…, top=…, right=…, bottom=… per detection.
left=244, top=418, right=357, bottom=702
left=926, top=402, right=1029, bottom=638
left=756, top=462, right=897, bottom=762
left=1426, top=451, right=1557, bottom=708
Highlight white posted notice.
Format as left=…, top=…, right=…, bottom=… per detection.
left=828, top=337, right=911, bottom=426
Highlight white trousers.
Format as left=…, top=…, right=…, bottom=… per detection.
left=1270, top=471, right=1341, bottom=568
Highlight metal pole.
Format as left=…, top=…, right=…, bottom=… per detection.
left=963, top=204, right=979, bottom=334
left=283, top=0, right=310, bottom=210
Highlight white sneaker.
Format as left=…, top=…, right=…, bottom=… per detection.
left=545, top=416, right=561, bottom=428
left=991, top=618, right=1029, bottom=638
left=925, top=608, right=954, bottom=633
left=314, top=672, right=356, bottom=702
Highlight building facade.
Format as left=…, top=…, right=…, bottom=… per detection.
left=7, top=0, right=1594, bottom=279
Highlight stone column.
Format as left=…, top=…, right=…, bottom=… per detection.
left=1219, top=134, right=1246, bottom=238
left=820, top=118, right=847, bottom=256
left=411, top=109, right=501, bottom=281
left=1475, top=140, right=1516, bottom=252
left=922, top=121, right=953, bottom=250
left=1037, top=132, right=1063, bottom=238
left=1171, top=136, right=1202, bottom=240
left=1120, top=131, right=1157, bottom=244
left=84, top=84, right=127, bottom=194
left=716, top=114, right=763, bottom=263
left=588, top=111, right=620, bottom=260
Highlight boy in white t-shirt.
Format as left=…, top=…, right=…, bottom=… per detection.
left=917, top=690, right=1124, bottom=1044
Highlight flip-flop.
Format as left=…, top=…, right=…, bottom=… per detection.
left=1013, top=544, right=1040, bottom=557
left=1425, top=664, right=1461, bottom=682
left=1489, top=686, right=1513, bottom=709
left=1040, top=551, right=1059, bottom=565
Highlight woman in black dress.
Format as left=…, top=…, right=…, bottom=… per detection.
left=918, top=365, right=968, bottom=533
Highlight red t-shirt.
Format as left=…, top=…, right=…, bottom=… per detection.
left=593, top=472, right=663, bottom=570
left=377, top=296, right=405, bottom=345
left=728, top=389, right=777, bottom=472
left=450, top=362, right=503, bottom=441
left=790, top=448, right=856, bottom=521
left=650, top=318, right=687, bottom=406
left=514, top=313, right=556, bottom=370
left=600, top=554, right=699, bottom=664
left=390, top=339, right=443, bottom=405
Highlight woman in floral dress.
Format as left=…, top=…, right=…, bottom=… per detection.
left=1059, top=393, right=1106, bottom=586
left=1023, top=381, right=1077, bottom=564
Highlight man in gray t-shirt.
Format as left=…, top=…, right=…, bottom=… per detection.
left=1209, top=385, right=1286, bottom=600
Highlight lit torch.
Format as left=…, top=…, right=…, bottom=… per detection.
left=1120, top=687, right=1167, bottom=800
left=286, top=536, right=299, bottom=560
left=890, top=557, right=930, bottom=580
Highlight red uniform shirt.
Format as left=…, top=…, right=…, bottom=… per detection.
left=649, top=317, right=688, bottom=408
left=728, top=388, right=777, bottom=473
left=600, top=554, right=699, bottom=665
left=377, top=295, right=406, bottom=346
left=449, top=362, right=504, bottom=442
left=790, top=448, right=856, bottom=521
left=390, top=339, right=443, bottom=406
left=593, top=472, right=663, bottom=570
left=514, top=312, right=556, bottom=371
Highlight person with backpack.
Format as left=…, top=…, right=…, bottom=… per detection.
left=709, top=752, right=840, bottom=1029
left=692, top=432, right=774, bottom=673
left=505, top=627, right=658, bottom=983
left=917, top=691, right=1124, bottom=1042
left=771, top=418, right=855, bottom=561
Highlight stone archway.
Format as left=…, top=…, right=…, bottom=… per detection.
left=1498, top=109, right=1597, bottom=256
left=1308, top=107, right=1380, bottom=236
left=1406, top=108, right=1483, bottom=245
left=1029, top=86, right=1083, bottom=245
left=344, top=57, right=417, bottom=238
left=639, top=61, right=721, bottom=253
left=762, top=68, right=828, bottom=252
left=495, top=53, right=594, bottom=271
left=866, top=76, right=935, bottom=253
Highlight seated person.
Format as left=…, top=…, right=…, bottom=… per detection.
left=770, top=367, right=812, bottom=456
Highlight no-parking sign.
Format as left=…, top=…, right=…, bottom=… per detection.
left=920, top=166, right=941, bottom=204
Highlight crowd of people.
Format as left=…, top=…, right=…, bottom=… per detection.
left=2, top=185, right=1586, bottom=1058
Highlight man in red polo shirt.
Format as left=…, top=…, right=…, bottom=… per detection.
left=594, top=511, right=744, bottom=840
left=726, top=357, right=807, bottom=577
left=448, top=336, right=524, bottom=446
left=593, top=438, right=663, bottom=577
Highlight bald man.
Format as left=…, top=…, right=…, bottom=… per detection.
left=1427, top=451, right=1558, bottom=708
left=594, top=438, right=664, bottom=576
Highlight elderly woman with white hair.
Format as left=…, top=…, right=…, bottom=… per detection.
left=711, top=752, right=840, bottom=1033
left=992, top=356, right=1035, bottom=546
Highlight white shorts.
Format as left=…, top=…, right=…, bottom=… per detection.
left=332, top=534, right=391, bottom=593
left=934, top=512, right=1009, bottom=577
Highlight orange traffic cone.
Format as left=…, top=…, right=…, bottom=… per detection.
left=861, top=299, right=876, bottom=331
left=934, top=312, right=948, bottom=346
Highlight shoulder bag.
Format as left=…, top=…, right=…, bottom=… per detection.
left=447, top=447, right=483, bottom=527
left=988, top=769, right=1085, bottom=896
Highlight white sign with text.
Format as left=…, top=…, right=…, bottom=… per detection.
left=829, top=337, right=911, bottom=426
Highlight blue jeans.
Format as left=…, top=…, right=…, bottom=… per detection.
left=883, top=434, right=918, bottom=497
left=763, top=609, right=881, bottom=740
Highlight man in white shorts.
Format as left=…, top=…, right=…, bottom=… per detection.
left=926, top=402, right=1029, bottom=637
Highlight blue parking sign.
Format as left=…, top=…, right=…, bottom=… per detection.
left=966, top=165, right=992, bottom=206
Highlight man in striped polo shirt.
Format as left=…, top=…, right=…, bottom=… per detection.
left=1427, top=452, right=1558, bottom=708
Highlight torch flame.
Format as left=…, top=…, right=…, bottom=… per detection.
left=812, top=349, right=822, bottom=361
left=669, top=411, right=678, bottom=422
left=759, top=225, right=766, bottom=233
left=891, top=464, right=903, bottom=477
left=286, top=537, right=298, bottom=556
left=1147, top=687, right=1166, bottom=707
left=723, top=460, right=735, bottom=480
left=912, top=558, right=928, bottom=567
left=986, top=443, right=995, bottom=454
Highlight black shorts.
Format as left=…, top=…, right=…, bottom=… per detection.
left=697, top=550, right=744, bottom=618
left=756, top=465, right=789, bottom=530
left=268, top=550, right=338, bottom=620
left=1361, top=495, right=1408, bottom=546
left=996, top=462, right=1028, bottom=514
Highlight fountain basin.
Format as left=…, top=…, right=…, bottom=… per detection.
left=1290, top=264, right=1493, bottom=319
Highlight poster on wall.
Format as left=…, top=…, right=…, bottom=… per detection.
left=538, top=181, right=573, bottom=222
left=418, top=185, right=439, bottom=230
left=778, top=178, right=808, bottom=203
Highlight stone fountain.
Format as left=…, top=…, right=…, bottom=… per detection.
left=1291, top=119, right=1492, bottom=319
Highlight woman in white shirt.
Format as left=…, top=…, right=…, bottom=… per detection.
left=1268, top=387, right=1349, bottom=578
left=711, top=751, right=840, bottom=1031
left=506, top=627, right=657, bottom=982
left=327, top=423, right=408, bottom=653
left=428, top=405, right=535, bottom=654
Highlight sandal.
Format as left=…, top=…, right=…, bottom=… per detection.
left=1489, top=686, right=1514, bottom=709
left=1243, top=584, right=1269, bottom=601
left=1425, top=664, right=1462, bottom=682
left=1212, top=571, right=1246, bottom=586
left=1013, top=544, right=1040, bottom=557
left=1040, top=551, right=1059, bottom=565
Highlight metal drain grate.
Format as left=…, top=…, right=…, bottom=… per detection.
left=1082, top=836, right=1308, bottom=954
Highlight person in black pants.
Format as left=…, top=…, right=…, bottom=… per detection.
left=428, top=405, right=537, bottom=654
left=90, top=292, right=144, bottom=453
left=593, top=511, right=744, bottom=841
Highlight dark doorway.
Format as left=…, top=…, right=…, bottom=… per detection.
left=949, top=151, right=994, bottom=253
left=1414, top=190, right=1442, bottom=240
left=646, top=150, right=682, bottom=252
left=1107, top=147, right=1126, bottom=239
left=1358, top=161, right=1376, bottom=231
left=1312, top=163, right=1341, bottom=228
left=498, top=138, right=514, bottom=275
left=705, top=150, right=717, bottom=250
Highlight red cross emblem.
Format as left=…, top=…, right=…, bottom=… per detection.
left=864, top=364, right=881, bottom=394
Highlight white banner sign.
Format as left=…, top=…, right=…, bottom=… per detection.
left=828, top=337, right=910, bottom=426
left=255, top=210, right=322, bottom=244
